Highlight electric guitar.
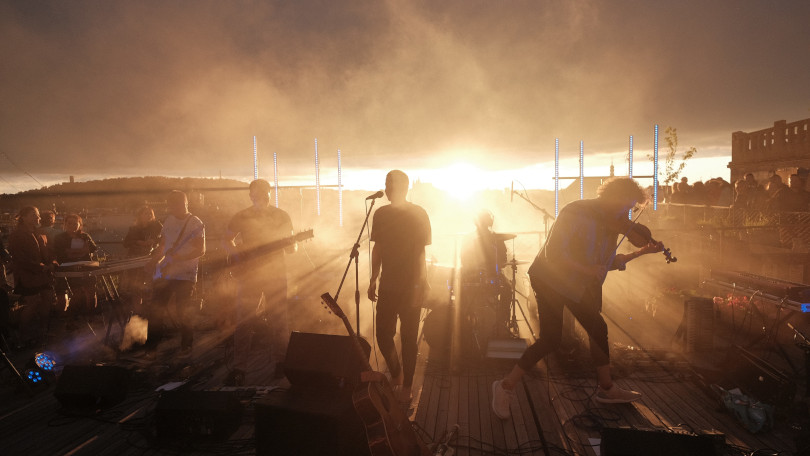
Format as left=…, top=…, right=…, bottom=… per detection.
left=227, top=229, right=314, bottom=266
left=321, top=292, right=431, bottom=456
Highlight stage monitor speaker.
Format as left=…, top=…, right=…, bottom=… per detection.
left=54, top=365, right=129, bottom=411
left=284, top=332, right=369, bottom=390
left=685, top=297, right=714, bottom=353
left=601, top=427, right=723, bottom=456
left=255, top=387, right=370, bottom=456
left=155, top=390, right=243, bottom=441
left=724, top=345, right=796, bottom=409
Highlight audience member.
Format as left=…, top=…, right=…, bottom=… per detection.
left=772, top=174, right=810, bottom=212
left=688, top=181, right=707, bottom=205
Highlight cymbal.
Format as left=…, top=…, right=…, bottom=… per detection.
left=492, top=232, right=517, bottom=241
left=501, top=259, right=529, bottom=267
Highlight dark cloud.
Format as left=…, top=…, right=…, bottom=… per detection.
left=1, top=0, right=809, bottom=189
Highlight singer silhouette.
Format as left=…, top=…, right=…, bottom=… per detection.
left=367, top=170, right=431, bottom=408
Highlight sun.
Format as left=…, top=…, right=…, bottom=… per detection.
left=429, top=162, right=486, bottom=201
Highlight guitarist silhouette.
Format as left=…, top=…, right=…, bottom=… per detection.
left=223, top=179, right=298, bottom=385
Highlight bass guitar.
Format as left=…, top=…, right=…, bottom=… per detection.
left=321, top=292, right=431, bottom=456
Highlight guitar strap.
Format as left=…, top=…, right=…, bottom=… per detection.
left=167, top=214, right=194, bottom=254
left=151, top=214, right=194, bottom=282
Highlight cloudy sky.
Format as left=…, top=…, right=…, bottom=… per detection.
left=1, top=0, right=809, bottom=193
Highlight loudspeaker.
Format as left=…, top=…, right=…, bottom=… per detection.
left=601, top=427, right=723, bottom=456
left=54, top=365, right=129, bottom=411
left=724, top=345, right=796, bottom=409
left=284, top=332, right=370, bottom=390
left=255, top=387, right=370, bottom=456
left=685, top=298, right=714, bottom=353
left=155, top=390, right=243, bottom=441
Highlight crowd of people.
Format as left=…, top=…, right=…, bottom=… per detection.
left=664, top=170, right=810, bottom=213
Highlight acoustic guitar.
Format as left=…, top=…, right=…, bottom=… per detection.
left=321, top=292, right=432, bottom=456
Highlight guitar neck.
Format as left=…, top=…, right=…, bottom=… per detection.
left=337, top=313, right=373, bottom=373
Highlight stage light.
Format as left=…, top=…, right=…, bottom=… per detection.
left=22, top=352, right=57, bottom=387
left=34, top=352, right=56, bottom=372
left=24, top=368, right=44, bottom=385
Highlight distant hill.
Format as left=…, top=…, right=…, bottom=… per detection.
left=0, top=176, right=249, bottom=213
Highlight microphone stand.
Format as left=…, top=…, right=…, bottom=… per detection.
left=511, top=190, right=555, bottom=239
left=331, top=198, right=378, bottom=337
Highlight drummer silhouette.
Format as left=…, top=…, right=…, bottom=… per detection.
left=460, top=210, right=514, bottom=336
left=460, top=210, right=507, bottom=281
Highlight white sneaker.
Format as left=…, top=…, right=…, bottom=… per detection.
left=595, top=384, right=642, bottom=404
left=491, top=380, right=515, bottom=419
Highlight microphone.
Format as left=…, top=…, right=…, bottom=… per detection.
left=365, top=190, right=384, bottom=200
left=510, top=181, right=514, bottom=203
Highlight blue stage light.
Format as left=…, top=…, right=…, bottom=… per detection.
left=25, top=368, right=43, bottom=384
left=34, top=352, right=56, bottom=371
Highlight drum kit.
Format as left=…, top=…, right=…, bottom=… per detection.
left=423, top=232, right=536, bottom=360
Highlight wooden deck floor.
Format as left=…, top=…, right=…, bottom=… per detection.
left=1, top=298, right=805, bottom=456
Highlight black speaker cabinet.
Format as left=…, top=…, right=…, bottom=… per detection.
left=724, top=344, right=796, bottom=409
left=284, top=332, right=370, bottom=390
left=255, top=387, right=370, bottom=456
left=155, top=390, right=243, bottom=441
left=53, top=365, right=130, bottom=411
left=601, top=427, right=723, bottom=456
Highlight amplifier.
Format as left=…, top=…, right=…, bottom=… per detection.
left=601, top=426, right=724, bottom=456
left=155, top=390, right=243, bottom=441
left=255, top=387, right=370, bottom=456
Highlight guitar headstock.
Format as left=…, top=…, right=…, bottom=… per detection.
left=295, top=229, right=315, bottom=243
left=320, top=292, right=346, bottom=319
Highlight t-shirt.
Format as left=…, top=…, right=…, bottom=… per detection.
left=371, top=202, right=431, bottom=294
left=227, top=205, right=294, bottom=275
left=528, top=199, right=618, bottom=302
left=53, top=231, right=98, bottom=263
left=158, top=213, right=204, bottom=282
left=123, top=220, right=163, bottom=257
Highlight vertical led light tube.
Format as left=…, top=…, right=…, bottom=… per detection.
left=273, top=152, right=279, bottom=208
left=628, top=135, right=634, bottom=220
left=337, top=149, right=343, bottom=227
left=554, top=138, right=560, bottom=218
left=628, top=135, right=634, bottom=178
left=579, top=140, right=584, bottom=200
left=253, top=136, right=258, bottom=180
left=654, top=125, right=659, bottom=211
left=314, top=138, right=321, bottom=216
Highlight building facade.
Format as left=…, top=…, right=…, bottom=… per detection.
left=729, top=118, right=810, bottom=184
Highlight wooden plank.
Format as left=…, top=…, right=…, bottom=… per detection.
left=485, top=371, right=508, bottom=455
left=476, top=371, right=494, bottom=454
left=456, top=368, right=471, bottom=456
left=520, top=365, right=571, bottom=454
left=444, top=374, right=461, bottom=454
